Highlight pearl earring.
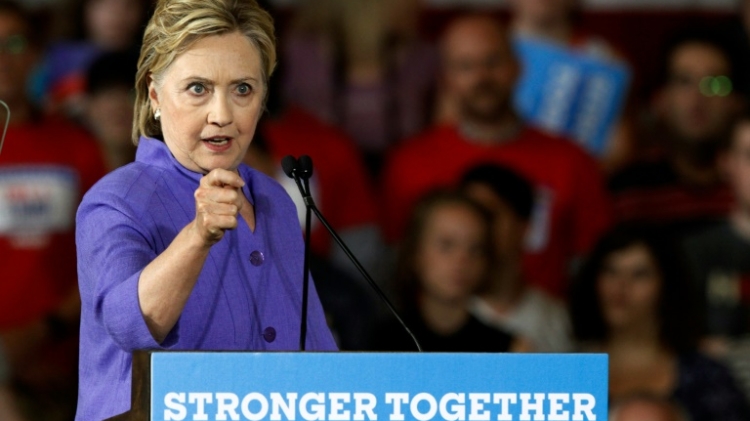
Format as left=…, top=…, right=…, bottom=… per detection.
left=154, top=109, right=161, bottom=121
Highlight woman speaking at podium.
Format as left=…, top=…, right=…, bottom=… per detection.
left=74, top=1, right=337, bottom=419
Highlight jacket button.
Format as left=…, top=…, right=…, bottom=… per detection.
left=263, top=327, right=276, bottom=343
left=249, top=250, right=264, bottom=266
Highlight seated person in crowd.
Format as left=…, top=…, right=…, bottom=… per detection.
left=35, top=0, right=149, bottom=116
left=570, top=224, right=750, bottom=421
left=609, top=28, right=744, bottom=238
left=609, top=393, right=688, bottom=421
left=460, top=164, right=573, bottom=353
left=382, top=14, right=612, bottom=298
left=0, top=1, right=106, bottom=420
left=684, top=112, right=750, bottom=399
left=81, top=50, right=138, bottom=171
left=506, top=0, right=633, bottom=173
left=370, top=191, right=526, bottom=352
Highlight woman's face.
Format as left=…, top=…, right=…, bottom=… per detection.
left=415, top=203, right=488, bottom=304
left=85, top=0, right=143, bottom=50
left=596, top=244, right=662, bottom=331
left=149, top=32, right=265, bottom=174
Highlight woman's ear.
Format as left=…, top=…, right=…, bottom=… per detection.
left=148, top=75, right=160, bottom=112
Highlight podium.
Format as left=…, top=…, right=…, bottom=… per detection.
left=106, top=351, right=608, bottom=421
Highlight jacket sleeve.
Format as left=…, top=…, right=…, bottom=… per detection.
left=77, top=191, right=180, bottom=352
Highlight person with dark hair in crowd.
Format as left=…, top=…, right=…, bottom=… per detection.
left=0, top=1, right=107, bottom=420
left=382, top=14, right=612, bottom=298
left=683, top=111, right=750, bottom=399
left=609, top=27, right=744, bottom=239
left=81, top=50, right=138, bottom=171
left=570, top=225, right=750, bottom=421
left=370, top=191, right=526, bottom=352
left=36, top=0, right=150, bottom=116
left=460, top=164, right=572, bottom=353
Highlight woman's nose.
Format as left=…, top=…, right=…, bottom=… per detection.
left=208, top=94, right=232, bottom=127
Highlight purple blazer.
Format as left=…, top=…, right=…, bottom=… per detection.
left=75, top=137, right=336, bottom=421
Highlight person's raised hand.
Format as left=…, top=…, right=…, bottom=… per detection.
left=191, top=168, right=245, bottom=246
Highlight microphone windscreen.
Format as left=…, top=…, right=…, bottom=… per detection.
left=299, top=155, right=314, bottom=179
left=281, top=155, right=298, bottom=178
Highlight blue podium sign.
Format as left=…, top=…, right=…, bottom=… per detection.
left=151, top=353, right=607, bottom=421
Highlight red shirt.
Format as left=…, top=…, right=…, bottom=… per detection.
left=381, top=125, right=612, bottom=296
left=609, top=159, right=734, bottom=237
left=0, top=116, right=106, bottom=328
left=262, top=107, right=379, bottom=256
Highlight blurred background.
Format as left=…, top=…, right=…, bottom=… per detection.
left=3, top=0, right=750, bottom=420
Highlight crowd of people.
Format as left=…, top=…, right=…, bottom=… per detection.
left=2, top=0, right=750, bottom=420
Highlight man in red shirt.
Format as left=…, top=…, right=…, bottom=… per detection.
left=382, top=14, right=612, bottom=297
left=0, top=2, right=106, bottom=418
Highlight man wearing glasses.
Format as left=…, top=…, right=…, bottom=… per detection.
left=608, top=27, right=745, bottom=239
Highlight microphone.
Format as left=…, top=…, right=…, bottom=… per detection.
left=0, top=100, right=9, bottom=156
left=298, top=155, right=313, bottom=179
left=281, top=155, right=298, bottom=179
left=283, top=155, right=423, bottom=352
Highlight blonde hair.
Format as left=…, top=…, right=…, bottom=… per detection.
left=132, top=0, right=276, bottom=143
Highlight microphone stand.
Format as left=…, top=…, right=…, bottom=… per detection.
left=283, top=155, right=313, bottom=351
left=296, top=175, right=312, bottom=351
left=285, top=155, right=422, bottom=352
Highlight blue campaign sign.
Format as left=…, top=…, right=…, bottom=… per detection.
left=151, top=352, right=608, bottom=421
left=513, top=36, right=631, bottom=157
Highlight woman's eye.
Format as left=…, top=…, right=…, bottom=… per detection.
left=236, top=83, right=252, bottom=95
left=188, top=83, right=206, bottom=95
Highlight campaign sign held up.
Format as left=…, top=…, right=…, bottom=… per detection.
left=151, top=352, right=608, bottom=421
left=513, top=37, right=631, bottom=157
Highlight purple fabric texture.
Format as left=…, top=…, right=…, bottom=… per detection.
left=75, top=137, right=336, bottom=421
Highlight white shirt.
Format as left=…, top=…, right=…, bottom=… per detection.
left=470, top=288, right=574, bottom=353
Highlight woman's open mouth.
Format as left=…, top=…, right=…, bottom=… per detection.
left=202, top=137, right=233, bottom=151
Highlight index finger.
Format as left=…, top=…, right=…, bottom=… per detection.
left=201, top=168, right=246, bottom=189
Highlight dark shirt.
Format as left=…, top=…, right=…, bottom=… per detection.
left=673, top=352, right=750, bottom=421
left=683, top=222, right=750, bottom=337
left=608, top=160, right=733, bottom=238
left=310, top=255, right=377, bottom=350
left=370, top=311, right=514, bottom=352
